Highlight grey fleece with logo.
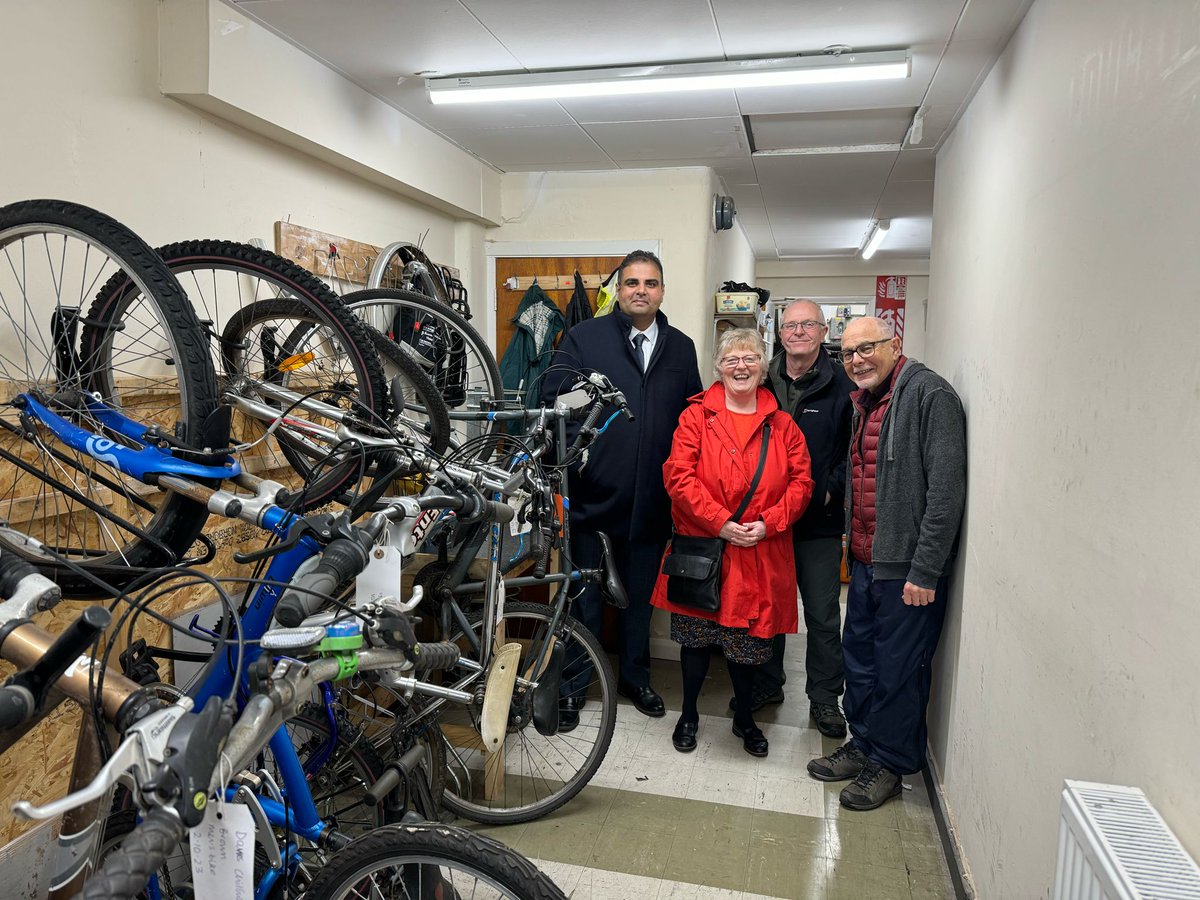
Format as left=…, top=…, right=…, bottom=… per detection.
left=847, top=359, right=967, bottom=588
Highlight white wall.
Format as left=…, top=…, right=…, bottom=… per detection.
left=927, top=0, right=1200, bottom=896
left=493, top=168, right=740, bottom=364
left=0, top=0, right=481, bottom=288
left=757, top=259, right=930, bottom=361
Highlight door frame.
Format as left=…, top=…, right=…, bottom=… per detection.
left=484, top=240, right=661, bottom=349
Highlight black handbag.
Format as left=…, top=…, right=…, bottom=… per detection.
left=661, top=422, right=771, bottom=612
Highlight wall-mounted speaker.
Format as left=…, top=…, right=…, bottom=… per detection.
left=713, top=194, right=736, bottom=231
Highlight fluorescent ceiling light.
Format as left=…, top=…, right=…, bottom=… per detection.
left=427, top=50, right=909, bottom=105
left=753, top=143, right=902, bottom=157
left=860, top=219, right=891, bottom=260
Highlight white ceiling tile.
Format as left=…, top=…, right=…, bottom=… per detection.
left=500, top=161, right=620, bottom=172
left=875, top=216, right=933, bottom=256
left=953, top=0, right=1034, bottom=43
left=711, top=0, right=968, bottom=52
left=877, top=179, right=935, bottom=217
left=750, top=108, right=916, bottom=150
left=733, top=43, right=940, bottom=116
left=587, top=118, right=749, bottom=161
left=463, top=0, right=724, bottom=68
left=891, top=149, right=936, bottom=181
left=560, top=90, right=741, bottom=124
left=439, top=124, right=611, bottom=167
left=910, top=38, right=1011, bottom=149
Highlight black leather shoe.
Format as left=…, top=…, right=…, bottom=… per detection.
left=617, top=683, right=666, bottom=717
left=732, top=722, right=769, bottom=757
left=559, top=696, right=584, bottom=733
left=672, top=718, right=698, bottom=753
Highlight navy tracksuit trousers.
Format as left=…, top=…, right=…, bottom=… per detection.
left=843, top=560, right=948, bottom=776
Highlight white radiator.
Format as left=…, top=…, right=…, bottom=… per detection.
left=1054, top=780, right=1200, bottom=899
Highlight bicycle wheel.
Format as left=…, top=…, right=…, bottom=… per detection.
left=343, top=288, right=502, bottom=461
left=0, top=199, right=217, bottom=594
left=300, top=822, right=566, bottom=900
left=440, top=601, right=616, bottom=825
left=144, top=241, right=394, bottom=505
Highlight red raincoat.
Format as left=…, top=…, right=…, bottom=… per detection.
left=651, top=383, right=814, bottom=638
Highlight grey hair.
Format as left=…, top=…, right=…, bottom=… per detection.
left=779, top=298, right=826, bottom=329
left=713, top=327, right=768, bottom=383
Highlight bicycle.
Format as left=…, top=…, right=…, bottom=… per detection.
left=0, top=544, right=565, bottom=899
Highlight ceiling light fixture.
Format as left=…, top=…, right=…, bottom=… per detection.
left=427, top=50, right=910, bottom=105
left=753, top=143, right=902, bottom=157
left=860, top=218, right=891, bottom=260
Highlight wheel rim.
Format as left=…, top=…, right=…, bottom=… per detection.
left=0, top=223, right=192, bottom=570
left=440, top=606, right=614, bottom=822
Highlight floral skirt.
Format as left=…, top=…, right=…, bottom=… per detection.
left=670, top=612, right=773, bottom=665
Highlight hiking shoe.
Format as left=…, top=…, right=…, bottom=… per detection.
left=809, top=702, right=847, bottom=738
left=839, top=762, right=902, bottom=811
left=807, top=742, right=868, bottom=782
left=727, top=688, right=785, bottom=714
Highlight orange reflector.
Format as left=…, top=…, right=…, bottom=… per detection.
left=277, top=351, right=315, bottom=372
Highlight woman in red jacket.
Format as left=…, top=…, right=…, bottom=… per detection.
left=652, top=328, right=813, bottom=757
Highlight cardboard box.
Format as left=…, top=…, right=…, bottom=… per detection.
left=715, top=291, right=757, bottom=313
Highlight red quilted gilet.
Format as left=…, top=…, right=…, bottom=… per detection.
left=849, top=360, right=904, bottom=563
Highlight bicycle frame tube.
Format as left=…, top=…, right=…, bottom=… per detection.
left=18, top=394, right=240, bottom=482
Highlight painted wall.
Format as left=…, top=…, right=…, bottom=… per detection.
left=927, top=0, right=1200, bottom=895
left=757, top=260, right=930, bottom=361
left=493, top=168, right=751, bottom=365
left=0, top=0, right=484, bottom=298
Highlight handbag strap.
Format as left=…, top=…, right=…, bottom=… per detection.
left=730, top=421, right=771, bottom=521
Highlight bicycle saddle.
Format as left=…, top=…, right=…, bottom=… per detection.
left=596, top=531, right=628, bottom=609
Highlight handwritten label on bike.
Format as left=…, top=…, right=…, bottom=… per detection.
left=190, top=802, right=254, bottom=900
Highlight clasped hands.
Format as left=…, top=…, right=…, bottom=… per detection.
left=719, top=519, right=767, bottom=547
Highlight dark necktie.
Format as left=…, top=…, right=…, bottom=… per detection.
left=632, top=333, right=647, bottom=372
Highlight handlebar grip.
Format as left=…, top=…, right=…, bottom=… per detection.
left=79, top=808, right=186, bottom=900
left=275, top=536, right=370, bottom=628
left=412, top=641, right=460, bottom=672
left=532, top=526, right=553, bottom=579
left=361, top=764, right=403, bottom=806
left=0, top=685, right=34, bottom=730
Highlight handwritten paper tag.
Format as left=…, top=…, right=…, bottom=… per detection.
left=189, top=802, right=254, bottom=900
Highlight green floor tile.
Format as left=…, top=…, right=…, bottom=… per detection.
left=825, top=818, right=907, bottom=870
left=509, top=817, right=605, bottom=866
left=745, top=822, right=829, bottom=899
left=749, top=808, right=829, bottom=854
left=537, top=783, right=618, bottom=825
left=661, top=801, right=755, bottom=892
left=606, top=790, right=695, bottom=835
left=900, top=829, right=949, bottom=876
left=824, top=857, right=914, bottom=900
left=909, top=868, right=957, bottom=899
left=588, top=822, right=673, bottom=879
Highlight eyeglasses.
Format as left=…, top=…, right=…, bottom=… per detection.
left=718, top=354, right=762, bottom=369
left=839, top=339, right=892, bottom=363
left=780, top=320, right=825, bottom=333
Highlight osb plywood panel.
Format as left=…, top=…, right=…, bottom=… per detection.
left=275, top=222, right=459, bottom=287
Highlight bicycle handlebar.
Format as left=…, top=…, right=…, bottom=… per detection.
left=78, top=807, right=186, bottom=900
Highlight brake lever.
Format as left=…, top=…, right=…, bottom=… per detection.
left=12, top=700, right=193, bottom=821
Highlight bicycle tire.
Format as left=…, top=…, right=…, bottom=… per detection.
left=300, top=821, right=566, bottom=900
left=440, top=601, right=616, bottom=825
left=83, top=808, right=187, bottom=900
left=0, top=199, right=217, bottom=594
left=148, top=241, right=395, bottom=506
left=343, top=288, right=502, bottom=461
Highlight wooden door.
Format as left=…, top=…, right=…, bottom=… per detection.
left=494, top=256, right=626, bottom=362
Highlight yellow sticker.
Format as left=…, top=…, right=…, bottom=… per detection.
left=277, top=351, right=315, bottom=372
left=193, top=791, right=207, bottom=811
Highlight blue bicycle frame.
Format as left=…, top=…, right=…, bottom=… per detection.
left=21, top=393, right=362, bottom=900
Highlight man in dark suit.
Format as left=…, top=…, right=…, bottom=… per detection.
left=545, top=250, right=702, bottom=724
left=738, top=299, right=854, bottom=738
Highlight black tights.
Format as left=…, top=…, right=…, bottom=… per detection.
left=678, top=646, right=759, bottom=730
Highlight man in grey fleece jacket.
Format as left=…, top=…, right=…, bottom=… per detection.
left=807, top=316, right=967, bottom=811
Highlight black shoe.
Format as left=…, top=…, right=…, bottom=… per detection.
left=558, top=696, right=584, bottom=733
left=732, top=722, right=769, bottom=757
left=727, top=687, right=785, bottom=714
left=617, top=683, right=665, bottom=717
left=809, top=702, right=847, bottom=738
left=671, top=718, right=698, bottom=753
